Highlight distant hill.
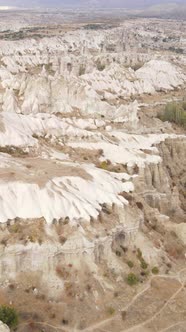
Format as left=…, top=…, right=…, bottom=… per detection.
left=0, top=0, right=186, bottom=10
left=139, top=3, right=186, bottom=19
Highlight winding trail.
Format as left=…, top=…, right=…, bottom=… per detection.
left=121, top=284, right=183, bottom=332
left=17, top=268, right=186, bottom=332
left=159, top=320, right=186, bottom=332
left=82, top=268, right=186, bottom=332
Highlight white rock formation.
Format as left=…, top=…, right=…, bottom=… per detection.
left=0, top=321, right=9, bottom=332
left=0, top=165, right=133, bottom=223
left=0, top=26, right=185, bottom=226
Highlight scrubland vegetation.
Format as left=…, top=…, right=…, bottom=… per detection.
left=158, top=100, right=186, bottom=128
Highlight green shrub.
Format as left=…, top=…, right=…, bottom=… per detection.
left=158, top=102, right=186, bottom=128
left=140, top=259, right=148, bottom=270
left=106, top=306, right=115, bottom=315
left=96, top=61, right=105, bottom=71
left=115, top=250, right=121, bottom=257
left=127, top=260, right=134, bottom=268
left=136, top=248, right=142, bottom=259
left=79, top=65, right=86, bottom=76
left=99, top=161, right=108, bottom=170
left=126, top=273, right=138, bottom=286
left=152, top=267, right=159, bottom=275
left=0, top=305, right=18, bottom=328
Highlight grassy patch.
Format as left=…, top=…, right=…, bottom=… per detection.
left=158, top=101, right=186, bottom=128
left=106, top=307, right=115, bottom=315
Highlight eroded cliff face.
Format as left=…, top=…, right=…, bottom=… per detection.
left=0, top=142, right=185, bottom=330
left=159, top=138, right=186, bottom=213
left=0, top=137, right=185, bottom=296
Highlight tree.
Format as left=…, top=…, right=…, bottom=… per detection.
left=0, top=305, right=18, bottom=328
left=126, top=273, right=138, bottom=286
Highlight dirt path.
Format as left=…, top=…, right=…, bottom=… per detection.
left=82, top=268, right=186, bottom=332
left=19, top=321, right=75, bottom=332
left=17, top=269, right=186, bottom=332
left=159, top=320, right=186, bottom=332
left=121, top=284, right=183, bottom=332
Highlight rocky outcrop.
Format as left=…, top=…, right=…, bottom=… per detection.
left=158, top=138, right=186, bottom=212
left=133, top=138, right=186, bottom=219
left=0, top=321, right=9, bottom=332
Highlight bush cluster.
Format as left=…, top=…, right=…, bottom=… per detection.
left=0, top=305, right=18, bottom=328
left=126, top=273, right=138, bottom=286
left=152, top=267, right=159, bottom=275
left=158, top=101, right=186, bottom=128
